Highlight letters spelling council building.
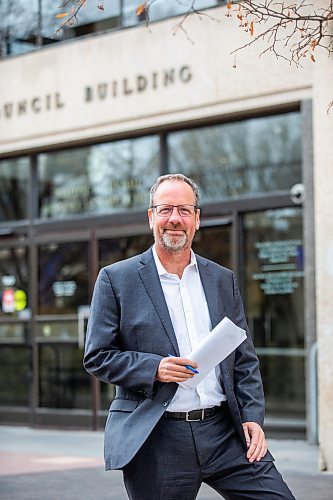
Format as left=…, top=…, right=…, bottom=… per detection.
left=1, top=1, right=333, bottom=469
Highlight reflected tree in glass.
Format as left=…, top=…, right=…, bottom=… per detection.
left=0, top=158, right=29, bottom=221
left=168, top=112, right=301, bottom=202
left=123, top=0, right=219, bottom=27
left=87, top=136, right=159, bottom=212
left=38, top=136, right=159, bottom=218
left=38, top=148, right=93, bottom=218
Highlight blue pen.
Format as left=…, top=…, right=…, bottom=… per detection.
left=168, top=354, right=199, bottom=374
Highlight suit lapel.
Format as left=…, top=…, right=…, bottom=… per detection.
left=138, top=249, right=180, bottom=355
left=197, top=255, right=231, bottom=387
left=196, top=255, right=227, bottom=328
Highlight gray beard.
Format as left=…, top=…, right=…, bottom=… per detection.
left=159, top=231, right=188, bottom=253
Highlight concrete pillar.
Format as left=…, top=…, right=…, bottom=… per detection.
left=313, top=11, right=333, bottom=471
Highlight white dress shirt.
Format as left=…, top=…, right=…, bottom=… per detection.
left=153, top=246, right=227, bottom=411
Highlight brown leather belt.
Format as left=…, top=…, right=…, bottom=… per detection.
left=164, top=402, right=226, bottom=422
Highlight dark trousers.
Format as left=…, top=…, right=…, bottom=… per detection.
left=123, top=406, right=295, bottom=500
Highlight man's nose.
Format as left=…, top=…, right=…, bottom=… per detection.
left=168, top=206, right=182, bottom=223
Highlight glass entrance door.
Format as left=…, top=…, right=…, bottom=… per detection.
left=192, top=223, right=232, bottom=270
left=35, top=240, right=92, bottom=426
left=243, top=208, right=305, bottom=420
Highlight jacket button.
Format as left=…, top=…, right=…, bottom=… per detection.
left=163, top=401, right=169, bottom=407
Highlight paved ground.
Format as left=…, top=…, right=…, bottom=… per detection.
left=0, top=426, right=333, bottom=499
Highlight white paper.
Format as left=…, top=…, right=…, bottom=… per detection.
left=179, top=316, right=247, bottom=390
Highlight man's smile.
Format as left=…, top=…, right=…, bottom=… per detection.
left=164, top=229, right=185, bottom=235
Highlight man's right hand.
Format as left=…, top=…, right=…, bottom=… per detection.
left=156, top=356, right=198, bottom=383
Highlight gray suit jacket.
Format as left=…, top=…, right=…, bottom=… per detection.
left=84, top=248, right=269, bottom=470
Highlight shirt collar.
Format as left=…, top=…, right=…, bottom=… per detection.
left=152, top=245, right=198, bottom=277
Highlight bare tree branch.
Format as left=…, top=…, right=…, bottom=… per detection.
left=228, top=0, right=333, bottom=66
left=56, top=0, right=87, bottom=31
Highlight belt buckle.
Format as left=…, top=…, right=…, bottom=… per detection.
left=185, top=409, right=205, bottom=422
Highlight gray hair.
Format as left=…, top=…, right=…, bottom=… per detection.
left=149, top=173, right=200, bottom=207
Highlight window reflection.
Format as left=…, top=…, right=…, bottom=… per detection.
left=38, top=242, right=89, bottom=314
left=0, top=346, right=31, bottom=406
left=0, top=0, right=120, bottom=58
left=123, top=0, right=220, bottom=26
left=36, top=320, right=78, bottom=341
left=1, top=0, right=220, bottom=58
left=101, top=382, right=116, bottom=410
left=0, top=323, right=29, bottom=342
left=99, top=234, right=153, bottom=270
left=192, top=225, right=231, bottom=269
left=0, top=0, right=66, bottom=57
left=168, top=112, right=301, bottom=202
left=244, top=208, right=304, bottom=349
left=63, top=0, right=121, bottom=38
left=0, top=246, right=29, bottom=318
left=260, top=355, right=305, bottom=418
left=39, top=344, right=90, bottom=409
left=0, top=158, right=29, bottom=221
left=0, top=0, right=39, bottom=57
left=38, top=136, right=159, bottom=219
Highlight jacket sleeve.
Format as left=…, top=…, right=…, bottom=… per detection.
left=83, top=268, right=162, bottom=398
left=232, top=274, right=265, bottom=426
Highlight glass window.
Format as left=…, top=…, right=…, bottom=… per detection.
left=1, top=0, right=221, bottom=58
left=123, top=0, right=220, bottom=27
left=0, top=246, right=29, bottom=318
left=243, top=208, right=305, bottom=418
left=0, top=0, right=83, bottom=58
left=192, top=225, right=231, bottom=269
left=0, top=1, right=39, bottom=57
left=259, top=355, right=305, bottom=419
left=54, top=0, right=121, bottom=40
left=0, top=158, right=29, bottom=222
left=38, top=344, right=90, bottom=409
left=38, top=136, right=159, bottom=219
left=244, top=208, right=304, bottom=349
left=38, top=242, right=89, bottom=314
left=0, top=322, right=30, bottom=342
left=101, top=382, right=116, bottom=410
left=99, top=234, right=153, bottom=269
left=168, top=112, right=301, bottom=202
left=36, top=320, right=78, bottom=341
left=0, top=346, right=31, bottom=406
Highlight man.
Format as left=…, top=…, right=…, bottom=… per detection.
left=84, top=173, right=295, bottom=499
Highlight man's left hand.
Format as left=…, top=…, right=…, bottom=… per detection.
left=242, top=421, right=268, bottom=463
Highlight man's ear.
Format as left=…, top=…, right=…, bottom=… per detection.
left=195, top=209, right=200, bottom=230
left=148, top=209, right=153, bottom=229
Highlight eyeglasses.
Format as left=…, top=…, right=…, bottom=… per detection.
left=151, top=204, right=198, bottom=217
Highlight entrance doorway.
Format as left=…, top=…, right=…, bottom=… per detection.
left=243, top=208, right=305, bottom=423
